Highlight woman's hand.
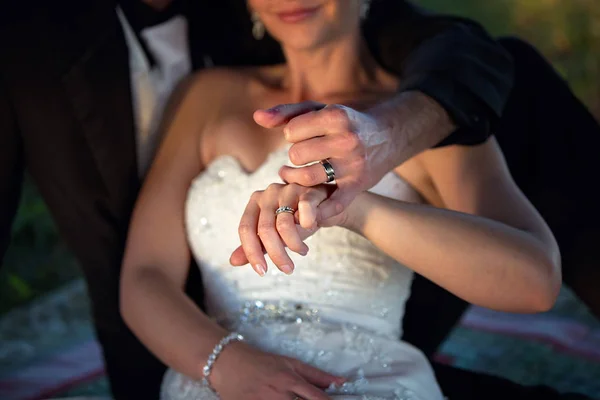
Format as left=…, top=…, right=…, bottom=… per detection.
left=252, top=94, right=454, bottom=221
left=229, top=183, right=346, bottom=275
left=211, top=341, right=344, bottom=400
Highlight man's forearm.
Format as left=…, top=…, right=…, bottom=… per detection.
left=368, top=90, right=456, bottom=168
left=365, top=0, right=514, bottom=147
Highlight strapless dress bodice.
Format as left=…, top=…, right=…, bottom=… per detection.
left=185, top=148, right=422, bottom=339
left=161, top=148, right=443, bottom=400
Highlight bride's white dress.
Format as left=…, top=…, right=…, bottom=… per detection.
left=160, top=148, right=444, bottom=400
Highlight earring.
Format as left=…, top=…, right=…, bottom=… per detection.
left=360, top=0, right=372, bottom=19
left=251, top=11, right=265, bottom=40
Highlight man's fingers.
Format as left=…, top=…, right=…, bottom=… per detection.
left=254, top=101, right=326, bottom=129
left=318, top=188, right=358, bottom=221
left=284, top=105, right=352, bottom=143
left=279, top=159, right=348, bottom=187
left=298, top=188, right=329, bottom=230
left=279, top=164, right=328, bottom=187
left=287, top=135, right=356, bottom=166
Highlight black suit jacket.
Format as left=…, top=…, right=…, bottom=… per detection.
left=0, top=1, right=515, bottom=398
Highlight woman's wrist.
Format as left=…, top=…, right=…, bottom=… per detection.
left=201, top=333, right=245, bottom=392
left=340, top=192, right=373, bottom=235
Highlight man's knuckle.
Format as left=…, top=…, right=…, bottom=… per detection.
left=324, top=106, right=348, bottom=125
left=302, top=169, right=320, bottom=184
left=337, top=132, right=360, bottom=152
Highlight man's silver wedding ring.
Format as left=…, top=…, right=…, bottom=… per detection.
left=320, top=159, right=336, bottom=183
left=275, top=206, right=296, bottom=216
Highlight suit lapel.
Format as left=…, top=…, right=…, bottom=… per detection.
left=61, top=6, right=140, bottom=206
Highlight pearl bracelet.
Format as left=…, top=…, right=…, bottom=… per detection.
left=202, top=332, right=244, bottom=392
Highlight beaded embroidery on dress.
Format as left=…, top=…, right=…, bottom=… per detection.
left=160, top=148, right=444, bottom=400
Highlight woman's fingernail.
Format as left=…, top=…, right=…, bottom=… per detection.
left=281, top=264, right=294, bottom=274
left=265, top=106, right=279, bottom=114
left=255, top=264, right=266, bottom=276
left=300, top=246, right=309, bottom=256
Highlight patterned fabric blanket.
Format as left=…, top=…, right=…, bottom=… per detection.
left=1, top=280, right=599, bottom=400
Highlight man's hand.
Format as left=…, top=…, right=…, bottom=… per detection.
left=254, top=92, right=455, bottom=221
left=254, top=102, right=396, bottom=221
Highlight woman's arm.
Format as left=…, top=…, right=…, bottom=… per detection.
left=120, top=70, right=343, bottom=399
left=233, top=138, right=560, bottom=313
left=120, top=76, right=229, bottom=380
left=346, top=138, right=561, bottom=313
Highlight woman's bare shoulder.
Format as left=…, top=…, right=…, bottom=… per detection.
left=161, top=67, right=260, bottom=133
left=181, top=68, right=248, bottom=107
left=191, top=67, right=251, bottom=88
left=154, top=68, right=256, bottom=150
left=171, top=66, right=284, bottom=160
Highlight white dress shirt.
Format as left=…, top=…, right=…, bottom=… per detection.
left=116, top=7, right=192, bottom=177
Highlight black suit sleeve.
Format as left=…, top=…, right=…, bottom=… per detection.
left=363, top=1, right=514, bottom=146
left=0, top=74, right=24, bottom=261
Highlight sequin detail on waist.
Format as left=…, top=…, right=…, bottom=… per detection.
left=214, top=300, right=320, bottom=327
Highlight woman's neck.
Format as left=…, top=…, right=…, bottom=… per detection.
left=280, top=33, right=381, bottom=102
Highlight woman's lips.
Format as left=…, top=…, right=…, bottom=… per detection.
left=276, top=6, right=321, bottom=23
